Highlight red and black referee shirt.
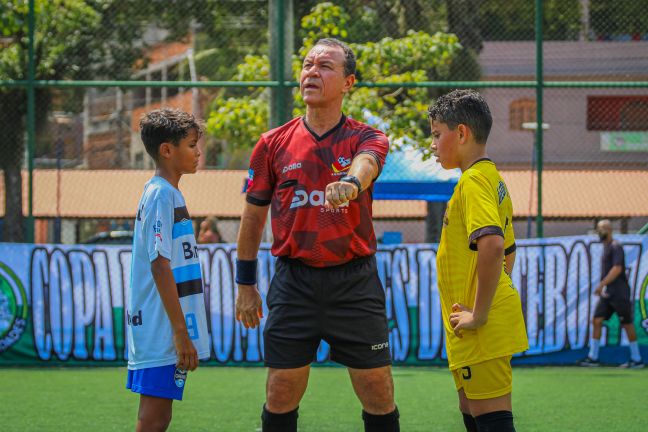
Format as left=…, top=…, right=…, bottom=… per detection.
left=245, top=115, right=389, bottom=267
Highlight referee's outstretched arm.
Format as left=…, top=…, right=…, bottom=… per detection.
left=324, top=153, right=379, bottom=209
left=235, top=202, right=269, bottom=329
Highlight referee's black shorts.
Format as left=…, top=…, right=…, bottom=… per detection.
left=263, top=255, right=392, bottom=369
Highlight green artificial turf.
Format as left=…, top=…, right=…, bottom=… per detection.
left=1, top=366, right=645, bottom=431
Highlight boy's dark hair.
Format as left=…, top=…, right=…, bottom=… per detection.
left=139, top=108, right=203, bottom=160
left=313, top=38, right=356, bottom=77
left=428, top=90, right=492, bottom=144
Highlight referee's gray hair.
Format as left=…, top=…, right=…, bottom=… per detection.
left=313, top=38, right=356, bottom=77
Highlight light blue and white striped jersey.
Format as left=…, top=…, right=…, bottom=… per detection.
left=127, top=176, right=210, bottom=370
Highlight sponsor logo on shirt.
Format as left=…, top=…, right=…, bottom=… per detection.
left=331, top=155, right=351, bottom=174
left=282, top=162, right=302, bottom=174
left=290, top=189, right=348, bottom=211
left=497, top=180, right=507, bottom=205
left=182, top=242, right=199, bottom=260
left=127, top=309, right=143, bottom=326
left=154, top=220, right=163, bottom=242
left=246, top=168, right=255, bottom=190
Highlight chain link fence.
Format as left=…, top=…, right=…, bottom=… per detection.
left=1, top=0, right=647, bottom=244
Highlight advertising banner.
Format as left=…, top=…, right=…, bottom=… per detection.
left=1, top=235, right=647, bottom=366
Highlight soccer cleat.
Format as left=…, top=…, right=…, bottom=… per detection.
left=619, top=360, right=645, bottom=369
left=578, top=357, right=600, bottom=367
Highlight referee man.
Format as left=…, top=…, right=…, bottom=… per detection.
left=235, top=38, right=400, bottom=432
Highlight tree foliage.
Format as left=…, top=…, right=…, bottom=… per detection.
left=1, top=0, right=102, bottom=241
left=0, top=0, right=193, bottom=241
left=590, top=0, right=648, bottom=37
left=206, top=2, right=463, bottom=163
left=480, top=0, right=582, bottom=41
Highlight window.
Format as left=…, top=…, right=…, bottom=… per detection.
left=509, top=98, right=536, bottom=130
left=587, top=96, right=648, bottom=131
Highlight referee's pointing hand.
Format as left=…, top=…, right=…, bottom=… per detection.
left=325, top=181, right=358, bottom=209
left=236, top=284, right=264, bottom=329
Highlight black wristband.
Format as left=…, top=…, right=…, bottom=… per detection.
left=236, top=259, right=258, bottom=285
left=340, top=175, right=362, bottom=193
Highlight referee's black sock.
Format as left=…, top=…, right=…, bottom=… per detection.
left=261, top=404, right=298, bottom=432
left=362, top=406, right=400, bottom=432
left=462, top=412, right=478, bottom=432
left=475, top=410, right=515, bottom=432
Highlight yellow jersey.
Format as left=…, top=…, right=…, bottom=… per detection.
left=437, top=158, right=528, bottom=370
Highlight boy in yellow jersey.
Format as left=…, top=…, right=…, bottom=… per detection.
left=428, top=90, right=528, bottom=432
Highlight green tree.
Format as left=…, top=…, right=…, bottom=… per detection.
left=0, top=0, right=195, bottom=241
left=479, top=0, right=582, bottom=41
left=590, top=0, right=648, bottom=37
left=295, top=0, right=441, bottom=44
left=206, top=2, right=462, bottom=164
left=185, top=0, right=268, bottom=81
left=1, top=0, right=101, bottom=242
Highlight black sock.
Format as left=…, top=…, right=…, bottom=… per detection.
left=475, top=410, right=515, bottom=432
left=261, top=404, right=298, bottom=432
left=362, top=406, right=400, bottom=432
left=462, top=412, right=478, bottom=432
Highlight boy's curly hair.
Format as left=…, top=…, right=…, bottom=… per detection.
left=140, top=108, right=204, bottom=159
left=428, top=90, right=492, bottom=144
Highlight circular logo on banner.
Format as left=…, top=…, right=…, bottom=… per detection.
left=0, top=261, right=28, bottom=352
left=640, top=273, right=648, bottom=334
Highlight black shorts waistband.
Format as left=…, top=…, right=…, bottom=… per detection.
left=277, top=255, right=375, bottom=270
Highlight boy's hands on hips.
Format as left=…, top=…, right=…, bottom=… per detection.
left=449, top=304, right=486, bottom=338
left=174, top=330, right=199, bottom=371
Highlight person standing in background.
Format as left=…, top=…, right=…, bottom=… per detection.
left=579, top=219, right=644, bottom=368
left=198, top=216, right=223, bottom=244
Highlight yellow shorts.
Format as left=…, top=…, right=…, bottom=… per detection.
left=451, top=356, right=512, bottom=400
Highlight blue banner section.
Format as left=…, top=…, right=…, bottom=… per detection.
left=1, top=236, right=647, bottom=365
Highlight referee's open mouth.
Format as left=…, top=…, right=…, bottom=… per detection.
left=302, top=82, right=320, bottom=91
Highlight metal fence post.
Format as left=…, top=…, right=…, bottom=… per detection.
left=535, top=0, right=544, bottom=238
left=26, top=0, right=36, bottom=243
left=269, top=0, right=293, bottom=128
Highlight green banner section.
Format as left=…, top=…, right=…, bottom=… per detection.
left=601, top=131, right=648, bottom=152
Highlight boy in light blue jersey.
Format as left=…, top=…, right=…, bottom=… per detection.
left=127, top=108, right=210, bottom=431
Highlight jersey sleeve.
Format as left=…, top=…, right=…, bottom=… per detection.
left=504, top=216, right=516, bottom=256
left=611, top=243, right=625, bottom=267
left=357, top=128, right=389, bottom=175
left=246, top=136, right=274, bottom=206
left=144, top=194, right=174, bottom=262
left=461, top=172, right=504, bottom=250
